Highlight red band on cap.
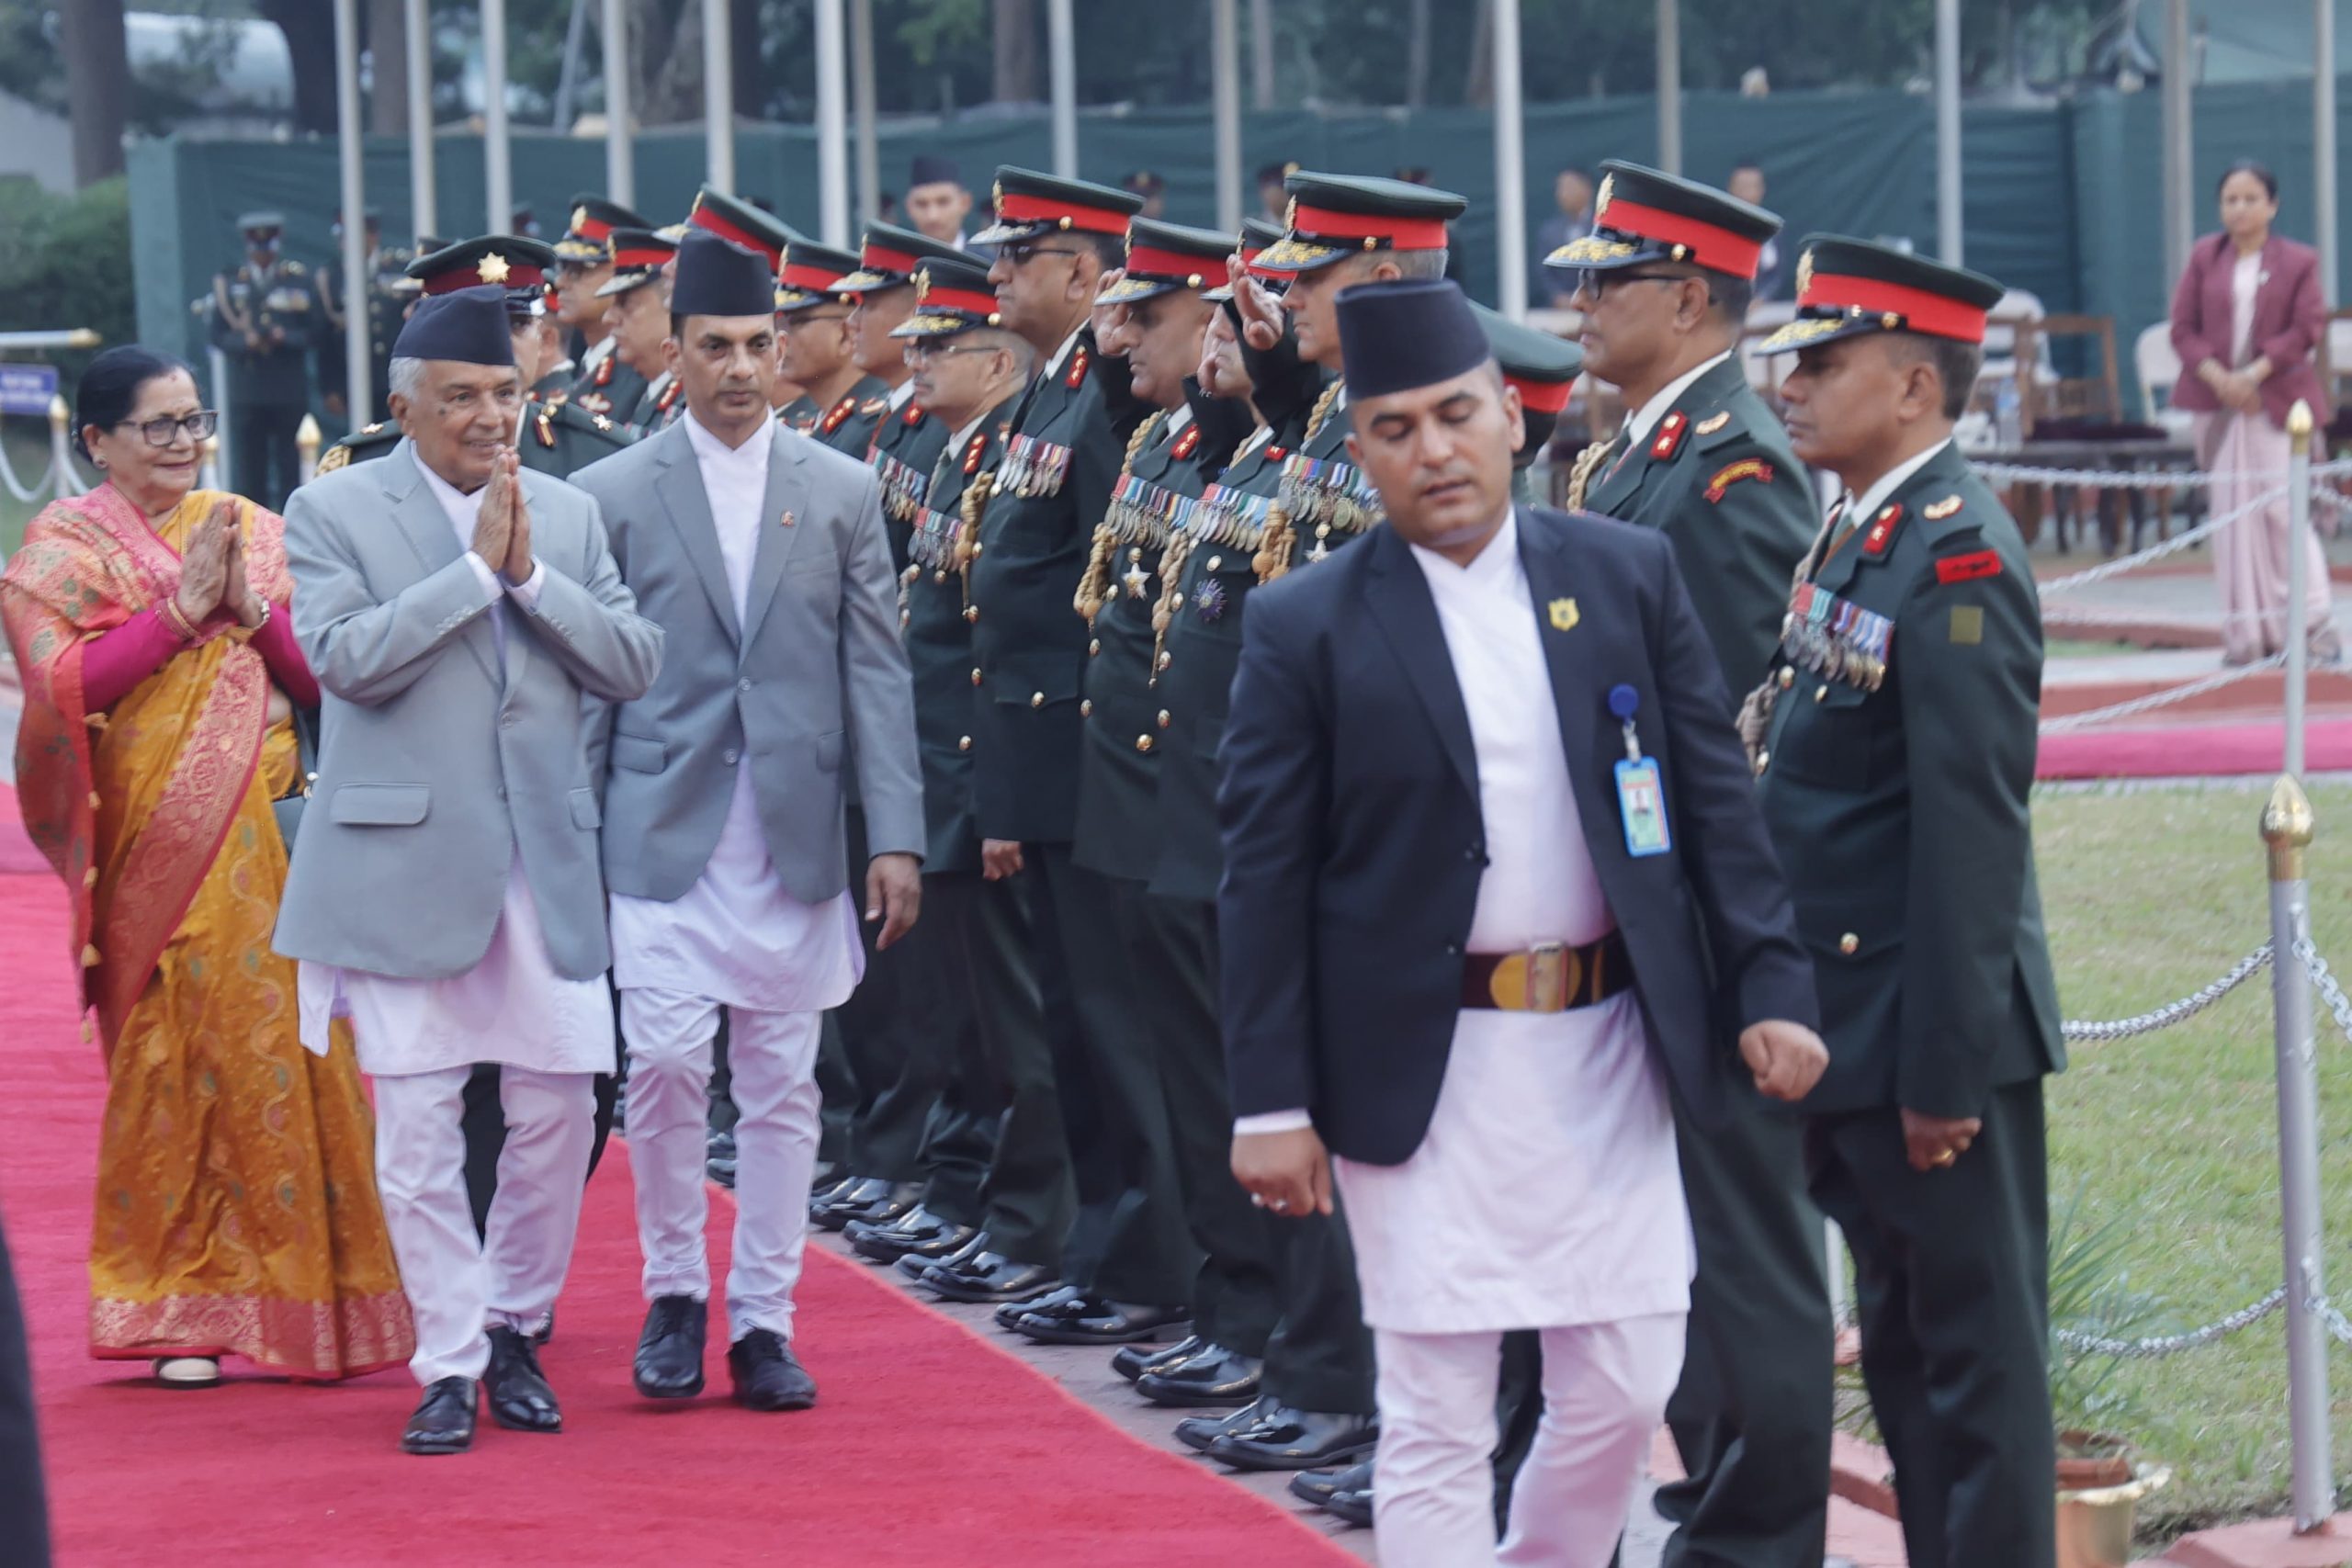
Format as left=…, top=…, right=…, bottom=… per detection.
left=781, top=260, right=847, bottom=292
left=995, top=190, right=1131, bottom=235
left=862, top=244, right=920, bottom=276
left=571, top=216, right=613, bottom=243
left=921, top=284, right=999, bottom=317
left=691, top=208, right=783, bottom=266
left=1124, top=244, right=1216, bottom=285
left=1594, top=197, right=1762, bottom=279
left=1802, top=272, right=1988, bottom=344
left=1289, top=203, right=1449, bottom=252
left=609, top=244, right=671, bottom=272
left=1506, top=373, right=1576, bottom=414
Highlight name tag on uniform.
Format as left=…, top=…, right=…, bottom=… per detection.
left=1614, top=757, right=1671, bottom=857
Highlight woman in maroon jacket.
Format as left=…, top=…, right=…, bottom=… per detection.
left=2169, top=160, right=2340, bottom=663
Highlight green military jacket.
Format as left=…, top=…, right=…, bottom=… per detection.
left=902, top=397, right=1018, bottom=874
left=1754, top=438, right=2064, bottom=1119
left=209, top=256, right=316, bottom=408
left=1573, top=355, right=1815, bottom=687
left=775, top=393, right=821, bottom=434
left=629, top=371, right=684, bottom=437
left=313, top=397, right=632, bottom=482
left=965, top=327, right=1143, bottom=844
left=867, top=391, right=951, bottom=578
left=571, top=346, right=648, bottom=425
left=315, top=246, right=411, bottom=421
left=810, top=376, right=897, bottom=457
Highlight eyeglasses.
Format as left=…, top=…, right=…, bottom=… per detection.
left=1571, top=269, right=1690, bottom=301
left=116, top=411, right=219, bottom=447
left=996, top=242, right=1088, bottom=268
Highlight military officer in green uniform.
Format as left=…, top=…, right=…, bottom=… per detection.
left=824, top=222, right=964, bottom=488
left=775, top=239, right=893, bottom=450
left=1537, top=161, right=1835, bottom=1568
left=596, top=228, right=684, bottom=436
left=999, top=219, right=1263, bottom=1363
left=1755, top=238, right=2063, bottom=1568
left=844, top=255, right=1080, bottom=1281
left=557, top=195, right=653, bottom=422
left=315, top=208, right=411, bottom=427
left=910, top=168, right=1153, bottom=1314
left=209, top=211, right=315, bottom=507
left=1479, top=305, right=1584, bottom=506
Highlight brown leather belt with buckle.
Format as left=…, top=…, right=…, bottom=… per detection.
left=1460, top=931, right=1633, bottom=1013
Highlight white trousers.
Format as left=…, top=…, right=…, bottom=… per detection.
left=1372, top=1313, right=1687, bottom=1568
left=621, top=989, right=824, bottom=1342
left=372, top=1065, right=596, bottom=1386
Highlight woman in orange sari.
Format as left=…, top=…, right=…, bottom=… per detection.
left=0, top=346, right=411, bottom=1386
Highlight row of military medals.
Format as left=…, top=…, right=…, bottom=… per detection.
left=1276, top=453, right=1381, bottom=566
left=1781, top=581, right=1893, bottom=692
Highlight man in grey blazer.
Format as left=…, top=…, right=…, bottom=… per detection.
left=278, top=287, right=663, bottom=1456
left=571, top=231, right=922, bottom=1413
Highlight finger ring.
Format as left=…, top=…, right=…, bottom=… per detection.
left=1932, top=1150, right=1957, bottom=1168
left=1269, top=1198, right=1289, bottom=1213
left=1250, top=1193, right=1266, bottom=1209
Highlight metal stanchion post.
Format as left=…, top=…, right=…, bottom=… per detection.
left=2286, top=400, right=2313, bottom=779
left=295, top=413, right=322, bottom=488
left=208, top=346, right=233, bottom=489
left=45, top=395, right=82, bottom=497
left=199, top=436, right=221, bottom=493
left=2262, top=773, right=2335, bottom=1533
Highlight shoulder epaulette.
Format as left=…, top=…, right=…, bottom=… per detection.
left=859, top=397, right=888, bottom=417
left=1648, top=410, right=1689, bottom=461
left=821, top=395, right=858, bottom=435
left=1066, top=344, right=1091, bottom=389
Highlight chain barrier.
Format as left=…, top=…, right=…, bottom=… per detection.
left=2053, top=1289, right=2287, bottom=1360
left=2294, top=939, right=2352, bottom=1054
left=2039, top=654, right=2285, bottom=735
left=0, top=434, right=68, bottom=505
left=2031, top=485, right=2284, bottom=597
left=2059, top=943, right=2274, bottom=1042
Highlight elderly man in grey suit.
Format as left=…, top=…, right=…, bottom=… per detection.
left=571, top=230, right=922, bottom=1412
left=278, top=286, right=663, bottom=1456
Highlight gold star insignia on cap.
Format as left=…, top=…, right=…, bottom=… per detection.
left=1548, top=597, right=1579, bottom=632
left=1595, top=173, right=1614, bottom=217
left=1795, top=248, right=1815, bottom=299
left=476, top=252, right=511, bottom=285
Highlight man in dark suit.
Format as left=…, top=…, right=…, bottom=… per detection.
left=1755, top=237, right=2064, bottom=1568
left=1221, top=276, right=1828, bottom=1566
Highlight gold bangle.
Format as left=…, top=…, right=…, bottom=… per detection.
left=156, top=599, right=199, bottom=643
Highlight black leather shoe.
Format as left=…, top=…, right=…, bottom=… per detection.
left=1288, top=1461, right=1368, bottom=1508
left=633, top=1293, right=707, bottom=1399
left=847, top=1206, right=978, bottom=1265
left=705, top=1131, right=738, bottom=1190
left=400, top=1376, right=477, bottom=1455
left=1136, top=1343, right=1263, bottom=1407
left=1114, top=1333, right=1205, bottom=1383
left=1006, top=1292, right=1189, bottom=1347
left=899, top=1228, right=988, bottom=1279
left=1176, top=1396, right=1272, bottom=1453
left=1204, top=1402, right=1376, bottom=1472
left=820, top=1179, right=922, bottom=1233
left=808, top=1171, right=865, bottom=1216
left=995, top=1282, right=1084, bottom=1330
left=728, top=1329, right=817, bottom=1412
left=810, top=1175, right=892, bottom=1231
left=1325, top=1483, right=1373, bottom=1529
left=482, top=1326, right=562, bottom=1433
left=919, top=1251, right=1061, bottom=1304
left=809, top=1158, right=842, bottom=1191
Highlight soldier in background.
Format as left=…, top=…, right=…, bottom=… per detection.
left=315, top=208, right=411, bottom=427
left=598, top=229, right=684, bottom=435
left=775, top=239, right=889, bottom=443
left=557, top=195, right=652, bottom=421
left=209, top=211, right=314, bottom=507
left=817, top=221, right=963, bottom=468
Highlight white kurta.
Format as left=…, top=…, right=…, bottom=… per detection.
left=1333, top=513, right=1691, bottom=1335
left=605, top=411, right=863, bottom=1013
left=296, top=462, right=616, bottom=1078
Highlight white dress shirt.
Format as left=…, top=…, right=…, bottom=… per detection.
left=1327, top=513, right=1692, bottom=1333
left=606, top=412, right=864, bottom=1014
left=297, top=461, right=615, bottom=1077
left=1623, top=350, right=1734, bottom=449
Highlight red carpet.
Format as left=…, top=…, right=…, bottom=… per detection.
left=0, top=869, right=1352, bottom=1567
left=2038, top=716, right=2352, bottom=779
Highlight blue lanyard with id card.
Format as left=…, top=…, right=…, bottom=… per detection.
left=1609, top=683, right=1671, bottom=858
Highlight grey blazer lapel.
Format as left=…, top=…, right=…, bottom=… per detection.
left=651, top=423, right=742, bottom=646
left=739, top=428, right=811, bottom=654
left=382, top=441, right=500, bottom=689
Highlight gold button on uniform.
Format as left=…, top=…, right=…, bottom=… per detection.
left=1815, top=685, right=1829, bottom=702
left=1089, top=638, right=1101, bottom=657
left=1838, top=932, right=1860, bottom=955
left=1080, top=698, right=1092, bottom=716
left=1753, top=750, right=1769, bottom=775
left=1778, top=667, right=1794, bottom=690
left=970, top=668, right=983, bottom=686
left=1030, top=692, right=1045, bottom=708
left=1157, top=651, right=1172, bottom=671
left=1135, top=735, right=1153, bottom=753
left=964, top=605, right=978, bottom=623
left=1157, top=710, right=1170, bottom=728
left=957, top=736, right=971, bottom=751
left=1206, top=555, right=1223, bottom=570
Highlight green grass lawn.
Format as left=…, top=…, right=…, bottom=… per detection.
left=2034, top=780, right=2352, bottom=1540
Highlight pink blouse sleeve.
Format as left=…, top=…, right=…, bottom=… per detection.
left=79, top=608, right=187, bottom=711
left=250, top=604, right=321, bottom=710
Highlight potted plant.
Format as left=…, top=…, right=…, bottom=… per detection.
left=2047, top=1190, right=2174, bottom=1568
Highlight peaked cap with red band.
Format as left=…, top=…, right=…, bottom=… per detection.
left=1204, top=216, right=1286, bottom=303
left=1758, top=234, right=2007, bottom=355
left=408, top=235, right=560, bottom=317
left=888, top=254, right=1004, bottom=340
left=775, top=239, right=865, bottom=312
left=594, top=227, right=678, bottom=299
left=830, top=220, right=967, bottom=294
left=973, top=167, right=1142, bottom=247
left=1473, top=300, right=1583, bottom=465
left=1255, top=171, right=1465, bottom=276
left=686, top=187, right=802, bottom=271
left=1544, top=160, right=1780, bottom=281
left=1100, top=218, right=1239, bottom=305
left=554, top=195, right=649, bottom=264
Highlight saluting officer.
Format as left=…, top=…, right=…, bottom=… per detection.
left=912, top=168, right=1150, bottom=1313
left=849, top=255, right=1078, bottom=1282
left=1755, top=238, right=2064, bottom=1568
left=557, top=196, right=653, bottom=421
left=775, top=240, right=892, bottom=449
left=1540, top=161, right=1836, bottom=1566
left=999, top=220, right=1261, bottom=1360
left=209, top=210, right=315, bottom=507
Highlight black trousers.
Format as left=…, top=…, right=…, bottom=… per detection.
left=836, top=809, right=941, bottom=1182
left=1809, top=1082, right=2054, bottom=1568
left=0, top=1210, right=50, bottom=1568
left=926, top=869, right=1069, bottom=1257
left=1026, top=843, right=1194, bottom=1303
left=1261, top=1203, right=1378, bottom=1416
left=1122, top=893, right=1281, bottom=1355
left=230, top=402, right=304, bottom=510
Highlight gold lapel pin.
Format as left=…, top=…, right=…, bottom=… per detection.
left=1548, top=597, right=1579, bottom=632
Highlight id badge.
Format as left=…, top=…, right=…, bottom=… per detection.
left=1613, top=756, right=1671, bottom=857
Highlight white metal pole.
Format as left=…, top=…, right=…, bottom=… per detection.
left=208, top=346, right=232, bottom=484
left=814, top=0, right=850, bottom=245
left=1936, top=0, right=1962, bottom=265
left=482, top=0, right=512, bottom=233
left=602, top=0, right=633, bottom=206
left=336, top=0, right=371, bottom=418
left=1493, top=0, right=1527, bottom=320
left=1048, top=0, right=1077, bottom=177
left=1655, top=0, right=1680, bottom=175
left=2288, top=400, right=2313, bottom=777
left=2164, top=0, right=2194, bottom=286
left=852, top=0, right=879, bottom=231
left=406, top=0, right=435, bottom=242
left=1213, top=0, right=1242, bottom=232
left=704, top=0, right=734, bottom=193
left=2317, top=0, right=2338, bottom=305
